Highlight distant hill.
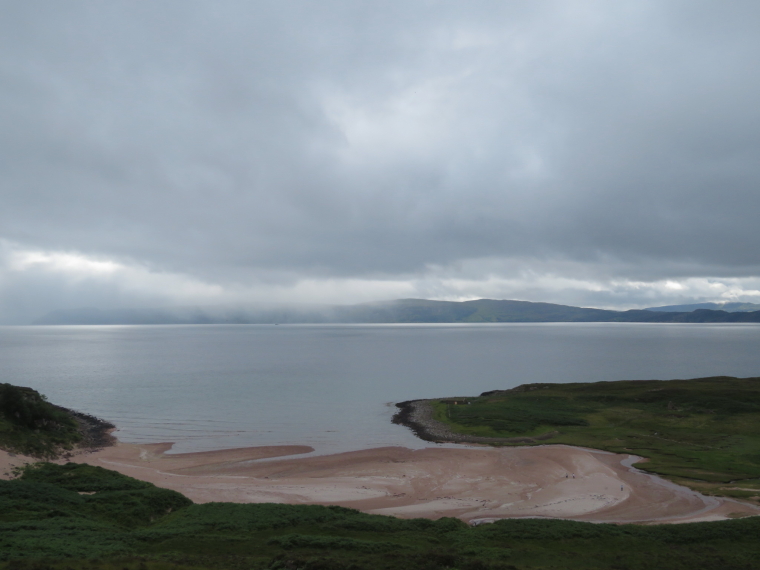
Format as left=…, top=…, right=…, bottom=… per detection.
left=34, top=298, right=760, bottom=325
left=645, top=302, right=760, bottom=313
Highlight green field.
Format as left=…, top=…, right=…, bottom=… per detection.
left=432, top=376, right=760, bottom=501
left=3, top=461, right=760, bottom=569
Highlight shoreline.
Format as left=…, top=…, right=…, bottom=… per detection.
left=59, top=405, right=117, bottom=452
left=3, top=401, right=759, bottom=525
left=389, top=399, right=760, bottom=523
left=5, top=438, right=759, bottom=525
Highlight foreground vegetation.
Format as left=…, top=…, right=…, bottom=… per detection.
left=433, top=376, right=760, bottom=502
left=3, top=462, right=760, bottom=569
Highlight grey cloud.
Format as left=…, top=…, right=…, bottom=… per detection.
left=2, top=1, right=760, bottom=317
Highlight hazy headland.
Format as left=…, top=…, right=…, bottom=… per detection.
left=33, top=298, right=760, bottom=326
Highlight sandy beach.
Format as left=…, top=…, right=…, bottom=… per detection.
left=4, top=442, right=758, bottom=524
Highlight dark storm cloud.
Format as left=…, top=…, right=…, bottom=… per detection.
left=2, top=0, right=760, bottom=320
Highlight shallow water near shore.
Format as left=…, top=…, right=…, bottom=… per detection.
left=2, top=322, right=760, bottom=454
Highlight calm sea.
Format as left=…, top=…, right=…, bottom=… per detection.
left=1, top=323, right=759, bottom=454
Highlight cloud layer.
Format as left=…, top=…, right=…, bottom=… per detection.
left=2, top=1, right=760, bottom=322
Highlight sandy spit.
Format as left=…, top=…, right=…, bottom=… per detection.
left=4, top=443, right=758, bottom=525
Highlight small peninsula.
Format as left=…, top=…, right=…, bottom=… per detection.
left=394, top=376, right=760, bottom=503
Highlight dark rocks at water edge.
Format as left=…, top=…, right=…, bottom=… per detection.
left=392, top=399, right=557, bottom=445
left=63, top=407, right=116, bottom=450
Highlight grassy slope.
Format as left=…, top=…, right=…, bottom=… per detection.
left=4, top=462, right=760, bottom=570
left=0, top=383, right=83, bottom=458
left=436, top=376, right=760, bottom=501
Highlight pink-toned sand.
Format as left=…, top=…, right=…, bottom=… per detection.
left=4, top=442, right=757, bottom=524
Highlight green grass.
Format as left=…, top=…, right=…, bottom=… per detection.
left=435, top=376, right=760, bottom=500
left=4, top=462, right=760, bottom=569
left=0, top=384, right=83, bottom=458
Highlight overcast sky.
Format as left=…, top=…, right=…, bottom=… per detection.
left=2, top=1, right=760, bottom=323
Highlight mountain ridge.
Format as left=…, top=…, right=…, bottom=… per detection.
left=33, top=298, right=760, bottom=325
left=645, top=301, right=760, bottom=313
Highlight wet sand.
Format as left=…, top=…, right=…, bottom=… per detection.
left=4, top=442, right=757, bottom=524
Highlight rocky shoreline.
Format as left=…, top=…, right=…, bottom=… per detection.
left=392, top=399, right=558, bottom=445
left=58, top=405, right=116, bottom=453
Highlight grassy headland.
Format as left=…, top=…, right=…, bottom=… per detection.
left=0, top=383, right=114, bottom=459
left=400, top=376, right=760, bottom=502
